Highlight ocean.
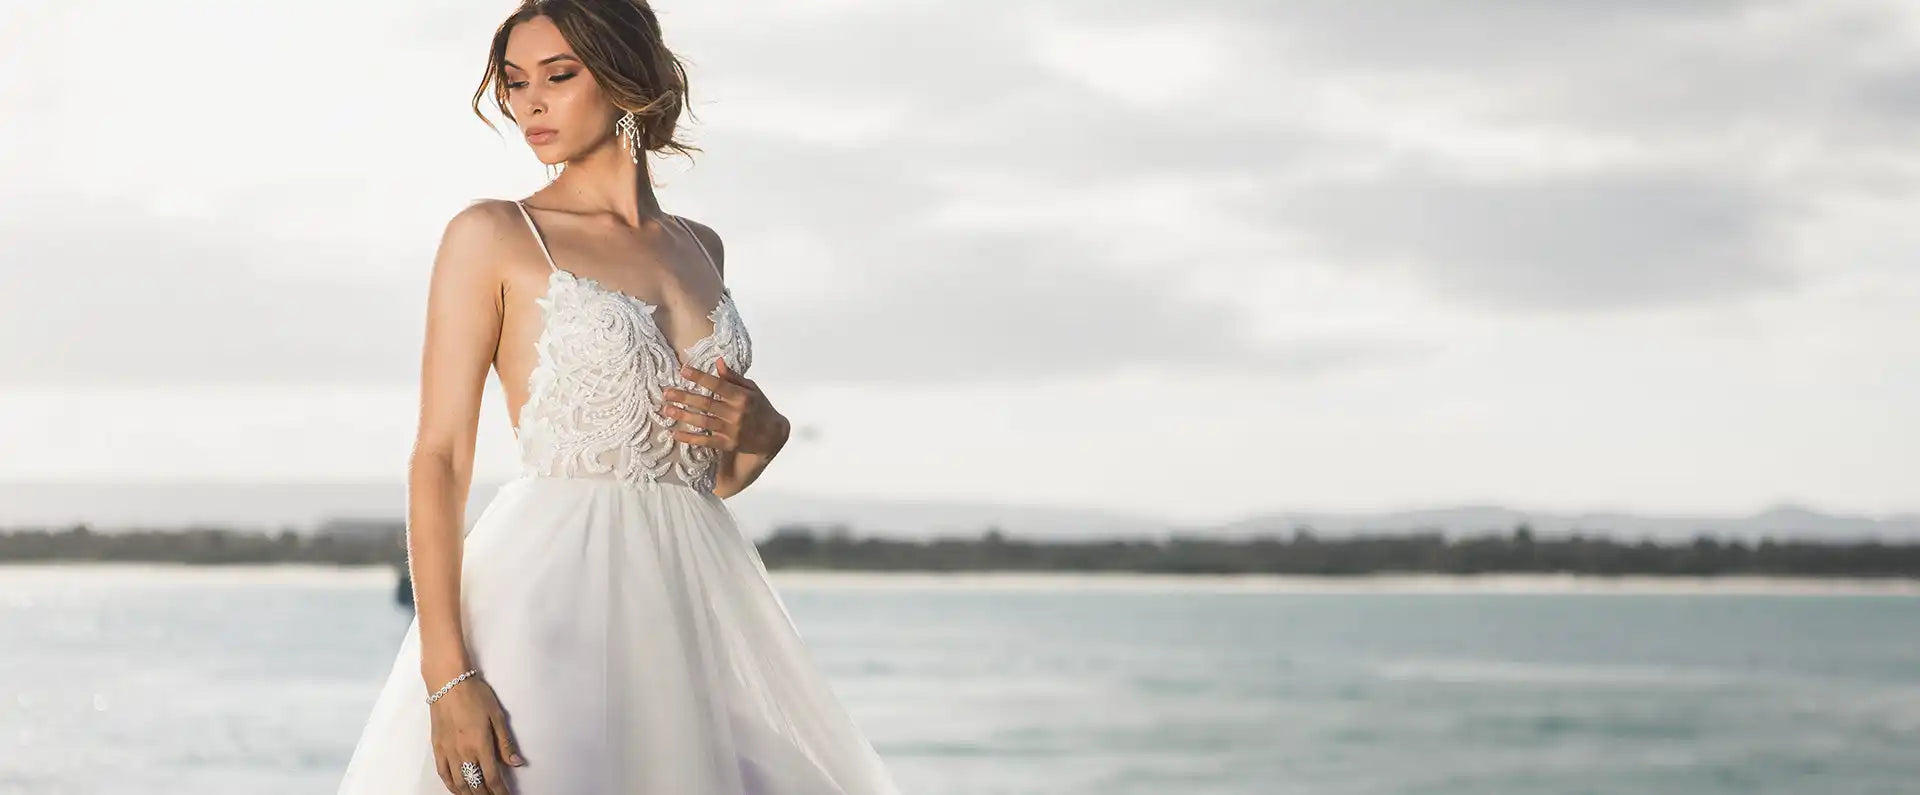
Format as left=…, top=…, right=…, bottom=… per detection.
left=2, top=565, right=1917, bottom=794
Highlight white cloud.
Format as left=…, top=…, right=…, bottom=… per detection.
left=1, top=0, right=1915, bottom=519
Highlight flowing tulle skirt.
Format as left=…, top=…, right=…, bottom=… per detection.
left=335, top=475, right=901, bottom=794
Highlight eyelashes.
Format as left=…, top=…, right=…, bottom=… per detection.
left=505, top=73, right=577, bottom=90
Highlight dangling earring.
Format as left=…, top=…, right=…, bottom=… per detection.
left=614, top=110, right=642, bottom=164
left=544, top=162, right=563, bottom=182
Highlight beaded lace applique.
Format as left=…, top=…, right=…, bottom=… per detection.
left=508, top=203, right=752, bottom=493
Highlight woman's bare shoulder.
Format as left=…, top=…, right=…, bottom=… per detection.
left=449, top=198, right=527, bottom=236
left=433, top=199, right=533, bottom=259
left=673, top=214, right=726, bottom=278
left=417, top=199, right=533, bottom=294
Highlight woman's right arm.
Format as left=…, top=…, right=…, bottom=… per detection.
left=407, top=202, right=506, bottom=698
left=410, top=203, right=528, bottom=792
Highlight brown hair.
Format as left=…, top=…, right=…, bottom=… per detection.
left=470, top=0, right=701, bottom=162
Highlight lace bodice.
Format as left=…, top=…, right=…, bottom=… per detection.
left=507, top=200, right=753, bottom=493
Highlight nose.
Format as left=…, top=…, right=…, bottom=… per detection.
left=518, top=83, right=547, bottom=116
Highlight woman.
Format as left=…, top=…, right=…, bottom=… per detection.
left=335, top=2, right=903, bottom=793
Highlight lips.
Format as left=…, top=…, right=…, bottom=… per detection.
left=525, top=127, right=557, bottom=144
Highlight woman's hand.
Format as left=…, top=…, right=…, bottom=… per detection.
left=662, top=356, right=789, bottom=456
left=428, top=675, right=523, bottom=794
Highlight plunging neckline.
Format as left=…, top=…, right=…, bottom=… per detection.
left=547, top=266, right=734, bottom=375
left=506, top=199, right=743, bottom=440
left=507, top=199, right=733, bottom=376
left=512, top=268, right=737, bottom=439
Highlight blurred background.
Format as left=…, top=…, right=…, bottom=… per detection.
left=2, top=0, right=1918, bottom=793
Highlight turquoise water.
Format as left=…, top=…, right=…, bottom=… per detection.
left=2, top=566, right=1917, bottom=794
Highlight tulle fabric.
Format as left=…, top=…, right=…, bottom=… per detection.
left=335, top=475, right=901, bottom=794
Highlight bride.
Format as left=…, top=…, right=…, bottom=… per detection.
left=334, top=2, right=903, bottom=793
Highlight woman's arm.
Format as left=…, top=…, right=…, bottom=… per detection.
left=670, top=218, right=790, bottom=499
left=713, top=411, right=792, bottom=498
left=406, top=202, right=507, bottom=692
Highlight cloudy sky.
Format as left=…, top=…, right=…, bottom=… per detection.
left=0, top=0, right=1914, bottom=524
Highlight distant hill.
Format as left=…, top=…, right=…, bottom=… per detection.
left=0, top=482, right=1912, bottom=544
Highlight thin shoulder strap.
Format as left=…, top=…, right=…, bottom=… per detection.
left=671, top=215, right=720, bottom=281
left=512, top=200, right=560, bottom=273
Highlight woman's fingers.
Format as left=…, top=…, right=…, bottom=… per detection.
left=492, top=711, right=526, bottom=768
left=676, top=366, right=729, bottom=395
left=436, top=728, right=509, bottom=792
left=663, top=404, right=712, bottom=430
left=470, top=744, right=509, bottom=795
left=443, top=744, right=501, bottom=795
left=665, top=406, right=739, bottom=440
left=663, top=387, right=724, bottom=414
left=434, top=752, right=459, bottom=793
left=673, top=427, right=736, bottom=450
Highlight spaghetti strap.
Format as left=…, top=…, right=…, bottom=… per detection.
left=671, top=215, right=721, bottom=282
left=512, top=200, right=560, bottom=273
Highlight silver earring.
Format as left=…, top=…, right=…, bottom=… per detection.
left=614, top=111, right=641, bottom=164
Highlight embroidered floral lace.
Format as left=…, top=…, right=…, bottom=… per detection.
left=507, top=200, right=753, bottom=493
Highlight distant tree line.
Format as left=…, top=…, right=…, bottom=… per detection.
left=2, top=521, right=1918, bottom=578
left=755, top=523, right=1920, bottom=577
left=0, top=524, right=401, bottom=566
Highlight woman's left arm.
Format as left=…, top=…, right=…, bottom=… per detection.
left=664, top=357, right=792, bottom=499
left=712, top=420, right=789, bottom=498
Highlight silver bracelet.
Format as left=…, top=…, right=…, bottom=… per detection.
left=426, top=668, right=480, bottom=704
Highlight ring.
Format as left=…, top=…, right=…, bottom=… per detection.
left=461, top=760, right=483, bottom=789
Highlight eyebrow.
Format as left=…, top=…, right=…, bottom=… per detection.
left=502, top=54, right=580, bottom=70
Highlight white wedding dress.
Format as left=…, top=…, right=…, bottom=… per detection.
left=336, top=200, right=901, bottom=794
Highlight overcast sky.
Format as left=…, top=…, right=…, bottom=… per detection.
left=0, top=0, right=1915, bottom=524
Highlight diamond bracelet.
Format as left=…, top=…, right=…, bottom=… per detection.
left=426, top=668, right=480, bottom=704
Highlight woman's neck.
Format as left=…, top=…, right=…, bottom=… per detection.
left=539, top=141, right=665, bottom=228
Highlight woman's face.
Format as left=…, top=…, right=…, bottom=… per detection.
left=502, top=15, right=616, bottom=165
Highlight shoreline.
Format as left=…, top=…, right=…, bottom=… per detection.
left=771, top=570, right=1920, bottom=595
left=1, top=562, right=1916, bottom=595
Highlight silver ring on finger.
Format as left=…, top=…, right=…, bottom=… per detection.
left=460, top=760, right=483, bottom=789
